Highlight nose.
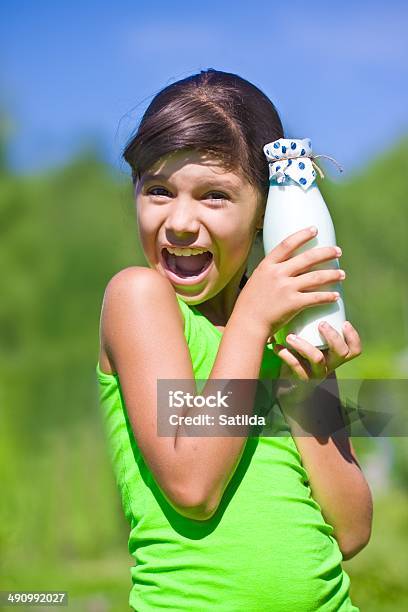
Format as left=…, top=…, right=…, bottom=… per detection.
left=164, top=196, right=200, bottom=239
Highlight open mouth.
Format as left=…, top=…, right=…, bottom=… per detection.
left=161, top=248, right=213, bottom=279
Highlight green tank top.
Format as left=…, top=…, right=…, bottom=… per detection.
left=95, top=293, right=359, bottom=611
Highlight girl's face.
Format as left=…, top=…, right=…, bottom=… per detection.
left=134, top=149, right=264, bottom=309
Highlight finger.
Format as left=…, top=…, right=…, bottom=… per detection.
left=298, top=290, right=341, bottom=309
left=285, top=334, right=327, bottom=378
left=284, top=245, right=341, bottom=277
left=341, top=321, right=362, bottom=357
left=318, top=321, right=350, bottom=369
left=273, top=344, right=311, bottom=381
left=266, top=226, right=317, bottom=264
left=295, top=267, right=345, bottom=291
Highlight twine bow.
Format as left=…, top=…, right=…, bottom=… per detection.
left=263, top=138, right=343, bottom=191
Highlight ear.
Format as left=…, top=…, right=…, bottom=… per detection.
left=256, top=211, right=265, bottom=230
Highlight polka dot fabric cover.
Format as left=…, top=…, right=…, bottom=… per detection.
left=263, top=138, right=316, bottom=191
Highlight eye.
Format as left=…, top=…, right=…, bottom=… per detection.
left=146, top=187, right=170, bottom=197
left=204, top=192, right=229, bottom=206
left=145, top=187, right=229, bottom=206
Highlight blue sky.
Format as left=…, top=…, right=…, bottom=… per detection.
left=1, top=0, right=407, bottom=180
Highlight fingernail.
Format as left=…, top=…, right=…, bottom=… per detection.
left=320, top=321, right=328, bottom=328
left=287, top=334, right=297, bottom=342
left=309, top=225, right=317, bottom=235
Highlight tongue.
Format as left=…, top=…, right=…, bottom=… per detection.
left=170, top=253, right=211, bottom=276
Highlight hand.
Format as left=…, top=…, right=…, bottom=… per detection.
left=236, top=226, right=345, bottom=340
left=272, top=320, right=362, bottom=405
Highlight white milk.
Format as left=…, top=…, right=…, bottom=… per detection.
left=262, top=138, right=346, bottom=350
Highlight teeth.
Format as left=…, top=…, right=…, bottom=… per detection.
left=165, top=247, right=210, bottom=256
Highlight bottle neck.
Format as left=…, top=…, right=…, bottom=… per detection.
left=269, top=176, right=317, bottom=189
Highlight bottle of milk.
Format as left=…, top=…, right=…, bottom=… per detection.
left=262, top=137, right=346, bottom=350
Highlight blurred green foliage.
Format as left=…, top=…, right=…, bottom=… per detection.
left=1, top=128, right=407, bottom=610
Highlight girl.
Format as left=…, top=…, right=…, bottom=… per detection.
left=96, top=69, right=373, bottom=611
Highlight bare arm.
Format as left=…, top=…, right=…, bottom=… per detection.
left=100, top=228, right=345, bottom=522
left=278, top=372, right=373, bottom=559
left=100, top=267, right=269, bottom=521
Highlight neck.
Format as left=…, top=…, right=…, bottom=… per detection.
left=192, top=263, right=247, bottom=327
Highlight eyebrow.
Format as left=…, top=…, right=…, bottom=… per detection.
left=140, top=173, right=241, bottom=191
left=140, top=173, right=167, bottom=184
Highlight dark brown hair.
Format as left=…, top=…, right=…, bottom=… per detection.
left=122, top=68, right=284, bottom=288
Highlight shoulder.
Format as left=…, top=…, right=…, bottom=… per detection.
left=104, top=266, right=174, bottom=298
left=102, top=266, right=181, bottom=319
left=99, top=267, right=185, bottom=362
